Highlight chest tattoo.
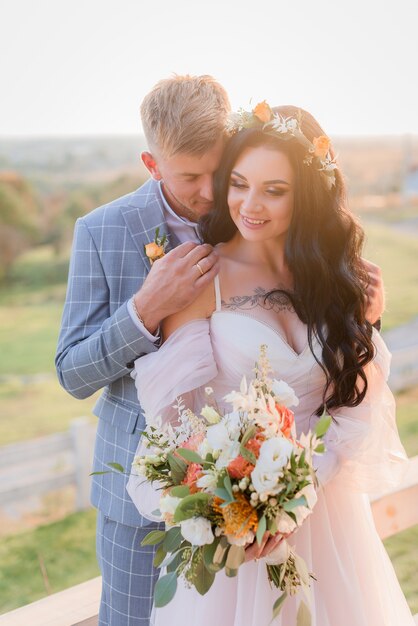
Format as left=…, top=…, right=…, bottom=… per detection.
left=221, top=287, right=295, bottom=313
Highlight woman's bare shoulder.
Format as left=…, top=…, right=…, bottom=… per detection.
left=161, top=279, right=216, bottom=341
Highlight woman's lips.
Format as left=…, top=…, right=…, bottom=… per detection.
left=240, top=214, right=269, bottom=229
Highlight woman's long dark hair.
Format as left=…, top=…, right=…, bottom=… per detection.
left=200, top=105, right=375, bottom=415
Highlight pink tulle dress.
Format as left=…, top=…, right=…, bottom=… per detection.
left=127, top=275, right=414, bottom=626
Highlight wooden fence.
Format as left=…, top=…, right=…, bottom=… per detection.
left=0, top=418, right=95, bottom=512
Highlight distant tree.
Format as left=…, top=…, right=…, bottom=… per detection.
left=0, top=172, right=40, bottom=280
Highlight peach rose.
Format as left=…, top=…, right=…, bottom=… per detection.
left=145, top=242, right=165, bottom=263
left=182, top=462, right=204, bottom=494
left=275, top=404, right=295, bottom=438
left=312, top=135, right=331, bottom=160
left=253, top=101, right=273, bottom=123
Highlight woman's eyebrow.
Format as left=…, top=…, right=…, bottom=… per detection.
left=231, top=170, right=290, bottom=185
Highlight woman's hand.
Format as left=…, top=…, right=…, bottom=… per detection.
left=244, top=531, right=288, bottom=563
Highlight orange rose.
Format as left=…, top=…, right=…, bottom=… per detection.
left=245, top=437, right=263, bottom=458
left=275, top=404, right=295, bottom=438
left=182, top=462, right=203, bottom=494
left=227, top=455, right=254, bottom=479
left=253, top=101, right=273, bottom=123
left=145, top=242, right=165, bottom=263
left=312, top=135, right=331, bottom=160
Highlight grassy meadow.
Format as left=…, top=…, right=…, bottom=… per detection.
left=0, top=216, right=417, bottom=615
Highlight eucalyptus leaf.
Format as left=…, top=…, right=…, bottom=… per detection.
left=283, top=496, right=307, bottom=512
left=271, top=592, right=288, bottom=623
left=225, top=567, right=239, bottom=578
left=173, top=492, right=210, bottom=523
left=153, top=544, right=167, bottom=568
left=154, top=572, right=178, bottom=608
left=240, top=445, right=257, bottom=465
left=141, top=529, right=166, bottom=546
left=167, top=452, right=187, bottom=484
left=202, top=539, right=223, bottom=572
left=241, top=425, right=256, bottom=446
left=296, top=600, right=312, bottom=626
left=170, top=485, right=191, bottom=498
left=294, top=553, right=311, bottom=586
left=213, top=537, right=229, bottom=567
left=256, top=515, right=267, bottom=546
left=193, top=558, right=216, bottom=595
left=163, top=526, right=183, bottom=552
left=314, top=414, right=331, bottom=438
left=176, top=448, right=205, bottom=465
left=223, top=474, right=234, bottom=500
left=107, top=462, right=125, bottom=473
left=225, top=545, right=245, bottom=571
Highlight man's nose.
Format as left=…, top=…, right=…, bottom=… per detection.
left=200, top=175, right=214, bottom=202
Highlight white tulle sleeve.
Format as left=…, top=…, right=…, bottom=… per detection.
left=314, top=330, right=409, bottom=492
left=126, top=319, right=218, bottom=520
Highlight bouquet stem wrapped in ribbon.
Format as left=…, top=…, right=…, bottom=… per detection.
left=132, top=345, right=331, bottom=624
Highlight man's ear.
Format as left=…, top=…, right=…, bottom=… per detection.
left=141, top=152, right=162, bottom=180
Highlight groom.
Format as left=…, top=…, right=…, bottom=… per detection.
left=56, top=74, right=385, bottom=625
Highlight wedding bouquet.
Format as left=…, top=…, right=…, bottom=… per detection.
left=132, top=345, right=330, bottom=622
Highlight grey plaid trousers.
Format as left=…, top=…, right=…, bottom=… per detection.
left=56, top=179, right=173, bottom=624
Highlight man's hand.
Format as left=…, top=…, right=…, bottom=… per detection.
left=361, top=259, right=385, bottom=326
left=133, top=242, right=219, bottom=333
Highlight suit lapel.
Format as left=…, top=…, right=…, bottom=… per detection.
left=121, top=179, right=174, bottom=271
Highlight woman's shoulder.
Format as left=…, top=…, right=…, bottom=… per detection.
left=161, top=279, right=216, bottom=341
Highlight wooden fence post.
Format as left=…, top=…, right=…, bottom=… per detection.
left=70, top=418, right=94, bottom=511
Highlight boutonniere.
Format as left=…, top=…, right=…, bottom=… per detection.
left=144, top=228, right=168, bottom=265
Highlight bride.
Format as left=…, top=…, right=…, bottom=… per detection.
left=127, top=103, right=414, bottom=625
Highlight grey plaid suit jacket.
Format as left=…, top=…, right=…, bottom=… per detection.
left=56, top=178, right=175, bottom=526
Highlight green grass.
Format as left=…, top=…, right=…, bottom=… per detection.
left=385, top=525, right=418, bottom=615
left=364, top=221, right=418, bottom=329
left=0, top=377, right=98, bottom=445
left=0, top=509, right=99, bottom=614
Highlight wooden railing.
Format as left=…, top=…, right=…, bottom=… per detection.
left=1, top=456, right=417, bottom=626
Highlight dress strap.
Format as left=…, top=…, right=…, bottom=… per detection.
left=214, top=274, right=222, bottom=312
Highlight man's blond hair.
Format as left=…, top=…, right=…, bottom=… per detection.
left=140, top=74, right=230, bottom=158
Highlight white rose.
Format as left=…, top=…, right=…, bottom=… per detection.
left=196, top=472, right=218, bottom=491
left=259, top=437, right=294, bottom=470
left=215, top=440, right=240, bottom=470
left=159, top=494, right=181, bottom=516
left=274, top=511, right=297, bottom=534
left=251, top=465, right=282, bottom=495
left=264, top=539, right=291, bottom=565
left=200, top=405, right=221, bottom=424
left=180, top=517, right=214, bottom=546
left=206, top=422, right=231, bottom=451
left=293, top=483, right=317, bottom=525
left=272, top=379, right=299, bottom=408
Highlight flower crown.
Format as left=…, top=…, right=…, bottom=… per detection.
left=226, top=101, right=337, bottom=190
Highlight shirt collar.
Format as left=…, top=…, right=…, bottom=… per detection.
left=157, top=181, right=198, bottom=228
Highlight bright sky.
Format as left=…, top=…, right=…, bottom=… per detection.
left=1, top=0, right=417, bottom=137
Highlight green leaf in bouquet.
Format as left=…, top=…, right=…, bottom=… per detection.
left=298, top=449, right=306, bottom=467
left=314, top=413, right=331, bottom=438
left=166, top=548, right=185, bottom=573
left=154, top=226, right=160, bottom=241
left=170, top=485, right=191, bottom=498
left=202, top=538, right=224, bottom=573
left=107, top=462, right=125, bottom=473
left=296, top=600, right=312, bottom=626
left=167, top=452, right=187, bottom=483
left=271, top=592, right=288, bottom=623
left=214, top=487, right=232, bottom=502
left=241, top=425, right=256, bottom=447
left=173, top=492, right=211, bottom=523
left=176, top=448, right=205, bottom=465
left=240, top=445, right=257, bottom=465
left=193, top=557, right=216, bottom=595
left=294, top=553, right=311, bottom=586
left=163, top=526, right=183, bottom=552
left=153, top=543, right=167, bottom=568
left=213, top=536, right=229, bottom=567
left=154, top=572, right=178, bottom=608
left=225, top=544, right=245, bottom=577
left=141, top=529, right=166, bottom=546
left=314, top=443, right=325, bottom=454
left=283, top=496, right=307, bottom=512
left=256, top=514, right=267, bottom=546
left=223, top=474, right=234, bottom=500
